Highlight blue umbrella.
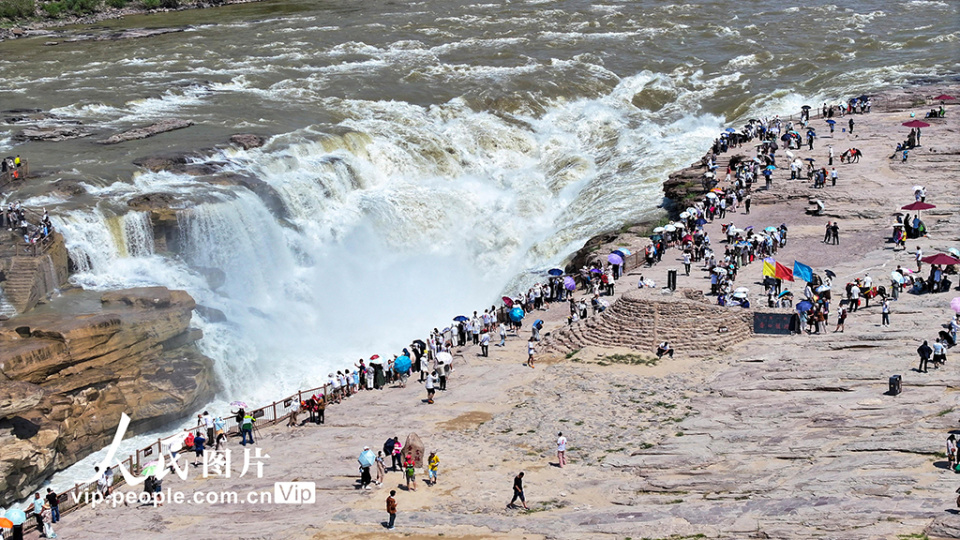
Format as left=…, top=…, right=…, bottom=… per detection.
left=613, top=248, right=632, bottom=257
left=725, top=128, right=736, bottom=133
left=358, top=449, right=375, bottom=467
left=394, top=355, right=411, bottom=373
left=4, top=508, right=26, bottom=526
left=765, top=165, right=776, bottom=170
left=804, top=158, right=816, bottom=162
left=608, top=253, right=623, bottom=265
left=825, top=119, right=836, bottom=125
left=696, top=218, right=707, bottom=226
left=533, top=319, right=543, bottom=329
left=548, top=268, right=564, bottom=276
left=563, top=276, right=576, bottom=291
left=453, top=315, right=468, bottom=322
left=510, top=307, right=525, bottom=322
left=796, top=300, right=814, bottom=313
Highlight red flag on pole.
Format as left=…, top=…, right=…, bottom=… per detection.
left=774, top=262, right=794, bottom=281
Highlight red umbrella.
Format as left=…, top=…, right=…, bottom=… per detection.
left=921, top=253, right=960, bottom=266
left=901, top=201, right=935, bottom=211
left=369, top=354, right=380, bottom=360
left=501, top=296, right=514, bottom=307
left=933, top=94, right=955, bottom=101
left=902, top=120, right=930, bottom=128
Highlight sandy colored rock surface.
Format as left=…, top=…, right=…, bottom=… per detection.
left=46, top=84, right=960, bottom=539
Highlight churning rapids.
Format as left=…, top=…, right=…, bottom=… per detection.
left=0, top=0, right=957, bottom=405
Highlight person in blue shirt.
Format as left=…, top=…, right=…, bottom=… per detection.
left=192, top=432, right=206, bottom=466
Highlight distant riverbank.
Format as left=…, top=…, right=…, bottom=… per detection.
left=0, top=0, right=263, bottom=42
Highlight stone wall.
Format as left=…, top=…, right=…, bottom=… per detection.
left=541, top=288, right=755, bottom=357
left=0, top=287, right=216, bottom=505
left=0, top=232, right=70, bottom=315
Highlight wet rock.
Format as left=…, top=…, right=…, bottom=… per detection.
left=51, top=179, right=87, bottom=197
left=195, top=267, right=226, bottom=291
left=195, top=304, right=227, bottom=322
left=132, top=151, right=219, bottom=176
left=229, top=133, right=267, bottom=150
left=201, top=173, right=288, bottom=219
left=101, top=118, right=194, bottom=145
left=127, top=192, right=178, bottom=211
left=14, top=125, right=91, bottom=142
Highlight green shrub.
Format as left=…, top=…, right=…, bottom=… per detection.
left=0, top=0, right=36, bottom=19
left=63, top=0, right=98, bottom=14
left=106, top=0, right=126, bottom=7
left=158, top=0, right=177, bottom=7
left=141, top=0, right=158, bottom=8
left=40, top=0, right=62, bottom=16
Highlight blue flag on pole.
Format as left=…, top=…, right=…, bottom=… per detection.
left=793, top=261, right=814, bottom=283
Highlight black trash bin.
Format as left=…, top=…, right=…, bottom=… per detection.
left=889, top=374, right=902, bottom=396
left=667, top=269, right=677, bottom=291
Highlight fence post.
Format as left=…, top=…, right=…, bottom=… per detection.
left=272, top=402, right=277, bottom=423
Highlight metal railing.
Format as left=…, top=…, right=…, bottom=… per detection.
left=0, top=160, right=28, bottom=191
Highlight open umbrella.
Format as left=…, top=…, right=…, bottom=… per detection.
left=764, top=226, right=777, bottom=233
left=732, top=287, right=749, bottom=298
left=713, top=267, right=727, bottom=275
left=548, top=268, right=564, bottom=276
left=229, top=400, right=248, bottom=409
left=682, top=234, right=693, bottom=242
left=705, top=192, right=718, bottom=200
left=801, top=105, right=811, bottom=110
left=590, top=268, right=602, bottom=274
left=613, top=248, right=632, bottom=256
left=674, top=222, right=685, bottom=229
left=0, top=517, right=12, bottom=529
left=804, top=157, right=816, bottom=162
left=901, top=201, right=935, bottom=211
left=664, top=224, right=677, bottom=233
left=949, top=248, right=960, bottom=258
left=921, top=253, right=960, bottom=266
left=679, top=211, right=689, bottom=219
left=765, top=165, right=776, bottom=170
left=608, top=253, right=623, bottom=265
left=816, top=285, right=831, bottom=293
left=653, top=226, right=665, bottom=233
left=686, top=207, right=697, bottom=214
left=796, top=300, right=814, bottom=313
left=563, top=276, right=576, bottom=291
left=453, top=315, right=468, bottom=322
left=825, top=119, right=836, bottom=125
left=3, top=509, right=26, bottom=527
left=778, top=290, right=793, bottom=298
left=394, top=355, right=411, bottom=373
left=359, top=448, right=375, bottom=467
left=902, top=120, right=930, bottom=128
left=891, top=271, right=904, bottom=284
left=824, top=269, right=836, bottom=278
left=436, top=351, right=453, bottom=365
left=140, top=460, right=162, bottom=477
left=934, top=94, right=955, bottom=101
left=952, top=297, right=960, bottom=313
left=696, top=218, right=707, bottom=226
left=725, top=128, right=736, bottom=133
left=533, top=319, right=544, bottom=329
left=509, top=307, right=525, bottom=322
left=502, top=296, right=514, bottom=307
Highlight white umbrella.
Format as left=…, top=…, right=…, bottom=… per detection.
left=912, top=185, right=924, bottom=192
left=786, top=150, right=795, bottom=159
left=664, top=224, right=677, bottom=233
left=816, top=285, right=831, bottom=292
left=674, top=222, right=685, bottom=229
left=436, top=351, right=453, bottom=365
left=890, top=271, right=904, bottom=284
left=653, top=226, right=665, bottom=233
left=704, top=171, right=716, bottom=178
left=679, top=212, right=690, bottom=219
left=706, top=192, right=718, bottom=200
left=713, top=267, right=727, bottom=274
left=686, top=207, right=697, bottom=214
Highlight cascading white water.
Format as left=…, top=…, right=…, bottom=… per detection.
left=51, top=72, right=725, bottom=403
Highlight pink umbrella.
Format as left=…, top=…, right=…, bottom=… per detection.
left=952, top=297, right=960, bottom=313
left=902, top=120, right=930, bottom=128
left=502, top=296, right=514, bottom=307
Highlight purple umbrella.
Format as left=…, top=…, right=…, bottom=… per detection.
left=608, top=253, right=623, bottom=265
left=590, top=268, right=602, bottom=274
left=563, top=276, right=576, bottom=291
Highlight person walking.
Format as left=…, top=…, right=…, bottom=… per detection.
left=823, top=221, right=831, bottom=243
left=830, top=222, right=839, bottom=245
left=948, top=434, right=958, bottom=470
left=933, top=338, right=947, bottom=368
left=386, top=490, right=398, bottom=530
left=556, top=432, right=567, bottom=468
left=834, top=306, right=847, bottom=333
left=45, top=488, right=60, bottom=524
left=480, top=328, right=490, bottom=357
left=830, top=167, right=837, bottom=186
left=392, top=438, right=403, bottom=472
left=744, top=194, right=751, bottom=214
left=917, top=340, right=933, bottom=373
left=425, top=371, right=436, bottom=404
left=881, top=298, right=890, bottom=327
left=28, top=492, right=45, bottom=532
left=359, top=446, right=373, bottom=490
left=683, top=252, right=691, bottom=276
left=427, top=451, right=439, bottom=485
left=498, top=323, right=507, bottom=347
left=848, top=118, right=854, bottom=134
left=375, top=451, right=386, bottom=486
left=527, top=338, right=536, bottom=368
left=916, top=246, right=923, bottom=272
left=507, top=472, right=528, bottom=509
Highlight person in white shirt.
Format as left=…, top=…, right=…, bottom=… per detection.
left=498, top=324, right=507, bottom=346
left=479, top=328, right=490, bottom=357
left=425, top=371, right=436, bottom=404
left=527, top=338, right=536, bottom=368
left=556, top=432, right=567, bottom=468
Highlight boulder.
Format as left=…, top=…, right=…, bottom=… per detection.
left=0, top=381, right=44, bottom=419
left=132, top=151, right=219, bottom=176
left=51, top=179, right=87, bottom=197
left=402, top=433, right=425, bottom=468
left=200, top=173, right=288, bottom=219
left=101, top=118, right=194, bottom=145
left=229, top=133, right=267, bottom=150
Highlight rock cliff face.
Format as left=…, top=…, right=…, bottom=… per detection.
left=0, top=287, right=216, bottom=505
